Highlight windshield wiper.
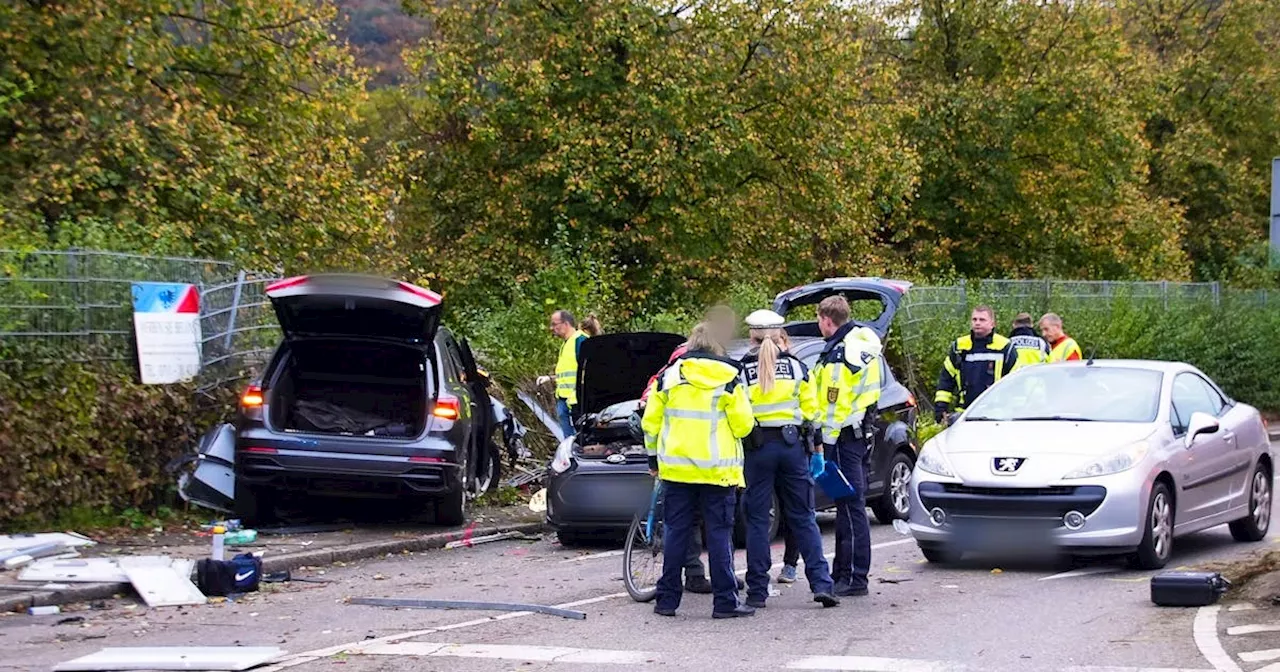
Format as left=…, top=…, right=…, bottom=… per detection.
left=1009, top=415, right=1096, bottom=422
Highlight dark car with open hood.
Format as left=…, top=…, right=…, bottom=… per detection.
left=544, top=278, right=920, bottom=547
left=180, top=274, right=501, bottom=526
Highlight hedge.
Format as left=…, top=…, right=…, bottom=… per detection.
left=894, top=289, right=1280, bottom=414
left=0, top=357, right=233, bottom=527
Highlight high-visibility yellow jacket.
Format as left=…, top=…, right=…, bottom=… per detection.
left=814, top=324, right=883, bottom=448
left=554, top=330, right=588, bottom=406
left=642, top=352, right=754, bottom=487
left=1048, top=335, right=1082, bottom=362
left=935, top=332, right=1017, bottom=412
left=1009, top=326, right=1050, bottom=372
left=740, top=349, right=820, bottom=428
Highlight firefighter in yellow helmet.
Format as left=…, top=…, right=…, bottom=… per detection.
left=1008, top=312, right=1050, bottom=372
left=934, top=305, right=1018, bottom=423
left=813, top=296, right=883, bottom=597
left=739, top=309, right=840, bottom=609
left=642, top=322, right=756, bottom=619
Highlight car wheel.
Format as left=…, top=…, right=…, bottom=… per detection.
left=233, top=483, right=275, bottom=526
left=1131, top=481, right=1174, bottom=570
left=873, top=452, right=914, bottom=525
left=920, top=545, right=961, bottom=564
left=472, top=447, right=502, bottom=497
left=733, top=490, right=780, bottom=548
left=1229, top=462, right=1272, bottom=542
left=435, top=484, right=467, bottom=527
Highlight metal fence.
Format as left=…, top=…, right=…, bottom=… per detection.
left=0, top=249, right=281, bottom=389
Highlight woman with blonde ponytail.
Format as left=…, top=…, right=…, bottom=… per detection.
left=737, top=310, right=840, bottom=610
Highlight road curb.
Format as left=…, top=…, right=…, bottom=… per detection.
left=1269, top=429, right=1280, bottom=442
left=1, top=521, right=546, bottom=614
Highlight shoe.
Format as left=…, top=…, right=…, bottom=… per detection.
left=736, top=576, right=746, bottom=591
left=745, top=597, right=767, bottom=609
left=684, top=576, right=713, bottom=594
left=834, top=583, right=869, bottom=597
left=777, top=565, right=798, bottom=584
left=654, top=606, right=677, bottom=617
left=712, top=605, right=756, bottom=619
left=813, top=592, right=841, bottom=608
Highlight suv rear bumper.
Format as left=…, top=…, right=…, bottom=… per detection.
left=237, top=445, right=463, bottom=499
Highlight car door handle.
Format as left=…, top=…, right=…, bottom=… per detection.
left=1221, top=431, right=1235, bottom=442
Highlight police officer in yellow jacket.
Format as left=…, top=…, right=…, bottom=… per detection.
left=643, top=322, right=756, bottom=619
left=739, top=310, right=840, bottom=609
left=935, top=305, right=1018, bottom=422
left=1008, top=312, right=1050, bottom=372
left=813, top=296, right=882, bottom=597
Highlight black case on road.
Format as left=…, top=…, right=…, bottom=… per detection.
left=1150, top=571, right=1231, bottom=607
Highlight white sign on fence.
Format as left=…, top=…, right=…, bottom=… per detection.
left=131, top=282, right=202, bottom=384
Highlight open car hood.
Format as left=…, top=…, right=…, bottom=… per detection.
left=771, top=277, right=911, bottom=340
left=266, top=274, right=442, bottom=347
left=576, top=332, right=686, bottom=416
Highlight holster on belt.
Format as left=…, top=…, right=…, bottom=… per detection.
left=745, top=425, right=764, bottom=451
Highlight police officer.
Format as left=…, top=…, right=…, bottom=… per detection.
left=537, top=310, right=588, bottom=438
left=1008, top=312, right=1050, bottom=371
left=643, top=322, right=756, bottom=619
left=739, top=309, right=839, bottom=609
left=813, top=296, right=883, bottom=597
left=934, top=305, right=1018, bottom=422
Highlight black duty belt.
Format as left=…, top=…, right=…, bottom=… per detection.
left=757, top=425, right=802, bottom=445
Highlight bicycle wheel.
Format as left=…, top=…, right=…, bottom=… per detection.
left=623, top=506, right=663, bottom=602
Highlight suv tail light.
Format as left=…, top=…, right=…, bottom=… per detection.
left=241, top=385, right=264, bottom=408
left=432, top=396, right=461, bottom=420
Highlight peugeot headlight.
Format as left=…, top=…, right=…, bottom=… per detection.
left=1063, top=440, right=1150, bottom=480
left=550, top=437, right=576, bottom=474
left=916, top=439, right=955, bottom=478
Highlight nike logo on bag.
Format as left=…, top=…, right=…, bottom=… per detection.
left=235, top=571, right=255, bottom=582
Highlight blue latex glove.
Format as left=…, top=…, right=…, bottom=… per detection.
left=809, top=452, right=825, bottom=479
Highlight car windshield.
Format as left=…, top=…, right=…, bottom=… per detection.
left=963, top=366, right=1163, bottom=423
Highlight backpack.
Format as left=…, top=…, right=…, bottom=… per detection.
left=195, top=553, right=263, bottom=596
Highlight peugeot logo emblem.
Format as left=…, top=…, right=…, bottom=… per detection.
left=992, top=457, right=1026, bottom=474
left=605, top=453, right=627, bottom=464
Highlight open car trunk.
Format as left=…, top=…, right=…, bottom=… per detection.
left=268, top=340, right=431, bottom=438
left=573, top=332, right=685, bottom=461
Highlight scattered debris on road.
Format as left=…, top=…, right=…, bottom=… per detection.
left=53, top=646, right=286, bottom=671
left=443, top=530, right=540, bottom=549
left=349, top=597, right=587, bottom=620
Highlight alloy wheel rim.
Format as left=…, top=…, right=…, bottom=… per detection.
left=1253, top=471, right=1271, bottom=531
left=1151, top=492, right=1172, bottom=559
left=891, top=462, right=911, bottom=515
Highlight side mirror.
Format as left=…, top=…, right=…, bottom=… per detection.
left=1184, top=411, right=1220, bottom=448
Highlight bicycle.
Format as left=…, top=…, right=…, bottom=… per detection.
left=623, top=479, right=665, bottom=602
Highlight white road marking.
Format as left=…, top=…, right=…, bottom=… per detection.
left=1240, top=649, right=1280, bottom=663
left=1063, top=667, right=1214, bottom=672
left=1039, top=567, right=1122, bottom=581
left=1226, top=624, right=1280, bottom=636
left=1256, top=664, right=1280, bottom=672
left=360, top=641, right=656, bottom=664
left=1227, top=603, right=1258, bottom=612
left=560, top=549, right=625, bottom=563
left=1193, top=606, right=1244, bottom=672
left=785, top=655, right=964, bottom=671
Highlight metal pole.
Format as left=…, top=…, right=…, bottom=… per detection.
left=1271, top=157, right=1280, bottom=268
left=223, top=270, right=245, bottom=350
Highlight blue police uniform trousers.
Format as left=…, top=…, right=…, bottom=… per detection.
left=744, top=435, right=833, bottom=601
left=829, top=432, right=871, bottom=589
left=555, top=399, right=575, bottom=438
left=656, top=481, right=739, bottom=614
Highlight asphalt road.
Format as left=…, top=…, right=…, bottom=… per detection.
left=8, top=467, right=1279, bottom=672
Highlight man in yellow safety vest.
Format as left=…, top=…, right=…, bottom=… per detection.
left=538, top=310, right=588, bottom=438
left=1040, top=312, right=1082, bottom=362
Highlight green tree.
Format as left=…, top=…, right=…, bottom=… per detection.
left=393, top=0, right=918, bottom=317
left=1118, top=0, right=1280, bottom=283
left=0, top=0, right=398, bottom=272
left=887, top=0, right=1188, bottom=280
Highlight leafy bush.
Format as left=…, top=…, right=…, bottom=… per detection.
left=0, top=357, right=234, bottom=527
